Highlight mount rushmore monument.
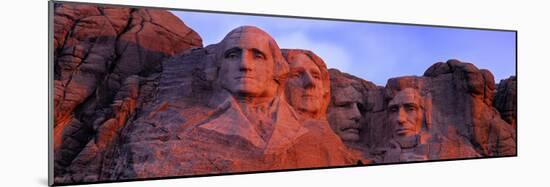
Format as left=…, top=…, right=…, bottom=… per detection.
left=52, top=4, right=516, bottom=184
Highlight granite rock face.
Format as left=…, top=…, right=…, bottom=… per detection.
left=422, top=60, right=516, bottom=157
left=54, top=25, right=359, bottom=184
left=282, top=49, right=332, bottom=120
left=101, top=27, right=357, bottom=180
left=52, top=3, right=202, bottom=179
left=326, top=69, right=383, bottom=151
left=53, top=4, right=517, bottom=185
left=323, top=60, right=516, bottom=163
left=494, top=76, right=517, bottom=130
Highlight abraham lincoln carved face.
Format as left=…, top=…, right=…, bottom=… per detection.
left=387, top=88, right=423, bottom=139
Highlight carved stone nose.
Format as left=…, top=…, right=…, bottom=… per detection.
left=397, top=107, right=407, bottom=125
left=350, top=104, right=361, bottom=119
left=238, top=51, right=253, bottom=71
left=303, top=73, right=316, bottom=88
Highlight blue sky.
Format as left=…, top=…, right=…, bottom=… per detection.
left=171, top=10, right=516, bottom=85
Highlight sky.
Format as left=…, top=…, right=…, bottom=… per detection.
left=171, top=10, right=516, bottom=85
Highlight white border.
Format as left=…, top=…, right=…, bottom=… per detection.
left=1, top=0, right=549, bottom=186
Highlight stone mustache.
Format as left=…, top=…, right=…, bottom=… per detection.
left=52, top=5, right=516, bottom=184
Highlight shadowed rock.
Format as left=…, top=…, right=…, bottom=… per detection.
left=327, top=69, right=382, bottom=163
left=422, top=60, right=516, bottom=157
left=52, top=3, right=202, bottom=183
left=376, top=76, right=481, bottom=162
left=494, top=76, right=517, bottom=130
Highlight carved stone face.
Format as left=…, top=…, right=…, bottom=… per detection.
left=286, top=53, right=325, bottom=116
left=387, top=88, right=423, bottom=139
left=327, top=86, right=364, bottom=142
left=218, top=29, right=276, bottom=98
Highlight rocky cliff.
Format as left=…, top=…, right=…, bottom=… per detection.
left=52, top=3, right=202, bottom=179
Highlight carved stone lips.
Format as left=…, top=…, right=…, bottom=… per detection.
left=342, top=128, right=359, bottom=134
left=301, top=94, right=317, bottom=98
left=340, top=125, right=361, bottom=134
left=235, top=75, right=255, bottom=80
left=395, top=128, right=414, bottom=135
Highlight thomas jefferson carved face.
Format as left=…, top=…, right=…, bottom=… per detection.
left=387, top=88, right=423, bottom=139
left=217, top=27, right=277, bottom=98
left=286, top=53, right=325, bottom=116
left=327, top=86, right=364, bottom=142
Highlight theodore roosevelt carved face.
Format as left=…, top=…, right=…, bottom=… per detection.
left=328, top=86, right=364, bottom=142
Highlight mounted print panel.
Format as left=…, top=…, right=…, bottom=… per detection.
left=49, top=1, right=517, bottom=186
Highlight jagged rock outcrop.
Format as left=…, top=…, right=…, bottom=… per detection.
left=494, top=76, right=517, bottom=130
left=422, top=60, right=516, bottom=157
left=52, top=3, right=202, bottom=180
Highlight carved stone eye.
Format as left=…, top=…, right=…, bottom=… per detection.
left=226, top=52, right=239, bottom=59
left=389, top=106, right=399, bottom=113
left=253, top=52, right=265, bottom=59
left=404, top=104, right=418, bottom=111
left=311, top=73, right=321, bottom=80
left=357, top=103, right=366, bottom=112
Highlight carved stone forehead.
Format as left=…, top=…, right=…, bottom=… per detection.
left=388, top=88, right=421, bottom=106
left=220, top=26, right=275, bottom=53
left=289, top=53, right=318, bottom=70
left=332, top=86, right=362, bottom=104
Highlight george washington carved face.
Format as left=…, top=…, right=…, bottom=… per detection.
left=217, top=28, right=277, bottom=98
